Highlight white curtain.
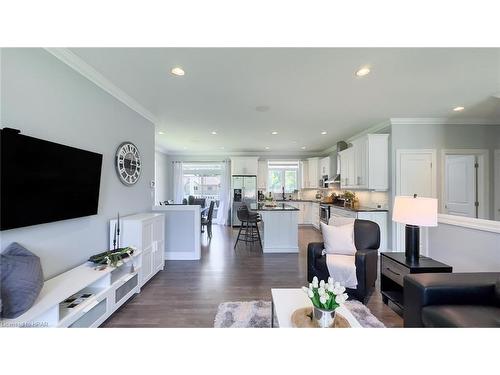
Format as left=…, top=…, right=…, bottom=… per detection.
left=215, top=160, right=231, bottom=225
left=173, top=161, right=184, bottom=204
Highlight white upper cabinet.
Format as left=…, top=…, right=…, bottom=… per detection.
left=257, top=160, right=268, bottom=189
left=339, top=134, right=389, bottom=190
left=307, top=157, right=320, bottom=188
left=319, top=156, right=331, bottom=177
left=231, top=157, right=259, bottom=175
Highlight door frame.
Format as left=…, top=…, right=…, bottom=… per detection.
left=495, top=150, right=500, bottom=221
left=440, top=149, right=489, bottom=220
left=394, top=149, right=437, bottom=255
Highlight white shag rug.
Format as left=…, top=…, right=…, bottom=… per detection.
left=214, top=300, right=385, bottom=328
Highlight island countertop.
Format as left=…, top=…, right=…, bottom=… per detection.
left=249, top=203, right=300, bottom=211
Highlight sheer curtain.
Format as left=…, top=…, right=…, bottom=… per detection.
left=172, top=161, right=184, bottom=204
left=215, top=160, right=230, bottom=225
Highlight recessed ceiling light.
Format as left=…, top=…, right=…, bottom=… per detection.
left=301, top=146, right=306, bottom=150
left=271, top=131, right=278, bottom=135
left=220, top=146, right=225, bottom=150
left=158, top=131, right=165, bottom=135
left=183, top=147, right=188, bottom=150
left=265, top=146, right=270, bottom=150
left=211, top=131, right=217, bottom=135
left=355, top=66, right=371, bottom=77
left=321, top=131, right=327, bottom=135
left=171, top=67, right=185, bottom=76
left=453, top=106, right=465, bottom=112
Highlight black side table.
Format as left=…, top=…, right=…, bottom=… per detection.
left=380, top=252, right=452, bottom=310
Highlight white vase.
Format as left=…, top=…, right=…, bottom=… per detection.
left=313, top=306, right=336, bottom=328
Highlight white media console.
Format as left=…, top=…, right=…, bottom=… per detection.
left=1, top=213, right=165, bottom=328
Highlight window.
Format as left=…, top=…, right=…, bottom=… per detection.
left=267, top=160, right=299, bottom=193
left=182, top=163, right=222, bottom=202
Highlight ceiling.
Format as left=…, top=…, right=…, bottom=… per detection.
left=70, top=48, right=500, bottom=155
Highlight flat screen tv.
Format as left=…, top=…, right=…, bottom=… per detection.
left=0, top=128, right=103, bottom=230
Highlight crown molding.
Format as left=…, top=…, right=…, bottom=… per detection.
left=389, top=117, right=500, bottom=126
left=164, top=150, right=320, bottom=158
left=45, top=48, right=158, bottom=125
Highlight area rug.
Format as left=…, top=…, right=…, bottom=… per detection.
left=214, top=300, right=385, bottom=328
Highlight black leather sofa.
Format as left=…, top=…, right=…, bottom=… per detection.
left=307, top=219, right=380, bottom=303
left=404, top=272, right=500, bottom=327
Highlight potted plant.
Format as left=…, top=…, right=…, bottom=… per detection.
left=302, top=276, right=348, bottom=327
left=343, top=191, right=357, bottom=208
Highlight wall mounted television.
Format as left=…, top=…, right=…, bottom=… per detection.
left=0, top=128, right=103, bottom=230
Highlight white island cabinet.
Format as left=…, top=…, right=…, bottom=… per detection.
left=250, top=203, right=299, bottom=253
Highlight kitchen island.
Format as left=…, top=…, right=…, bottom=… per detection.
left=249, top=203, right=299, bottom=253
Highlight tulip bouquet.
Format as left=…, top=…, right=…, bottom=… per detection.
left=302, top=276, right=348, bottom=311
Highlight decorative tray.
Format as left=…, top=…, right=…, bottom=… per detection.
left=291, top=307, right=351, bottom=328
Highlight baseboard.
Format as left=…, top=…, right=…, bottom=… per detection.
left=165, top=251, right=201, bottom=260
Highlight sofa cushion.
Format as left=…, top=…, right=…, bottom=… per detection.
left=422, top=305, right=500, bottom=328
left=321, top=222, right=356, bottom=255
left=0, top=242, right=44, bottom=319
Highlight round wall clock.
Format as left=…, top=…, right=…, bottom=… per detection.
left=115, top=142, right=141, bottom=185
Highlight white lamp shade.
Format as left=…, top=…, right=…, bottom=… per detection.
left=392, top=196, right=438, bottom=227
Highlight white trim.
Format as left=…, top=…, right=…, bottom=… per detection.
left=495, top=150, right=500, bottom=221
left=346, top=120, right=391, bottom=143
left=166, top=150, right=320, bottom=158
left=438, top=214, right=500, bottom=234
left=44, top=48, right=157, bottom=125
left=440, top=149, right=489, bottom=220
left=390, top=118, right=500, bottom=126
left=164, top=252, right=201, bottom=260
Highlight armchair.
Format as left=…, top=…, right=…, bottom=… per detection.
left=307, top=219, right=380, bottom=303
left=404, top=272, right=500, bottom=327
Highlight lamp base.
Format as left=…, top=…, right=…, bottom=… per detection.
left=405, top=224, right=420, bottom=263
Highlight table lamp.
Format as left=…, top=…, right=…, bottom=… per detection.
left=392, top=194, right=438, bottom=263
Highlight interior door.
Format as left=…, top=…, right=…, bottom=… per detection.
left=395, top=150, right=436, bottom=254
left=444, top=155, right=476, bottom=218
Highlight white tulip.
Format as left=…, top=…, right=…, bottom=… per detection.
left=328, top=277, right=334, bottom=285
left=319, top=280, right=325, bottom=288
left=302, top=286, right=309, bottom=294
left=309, top=283, right=314, bottom=290
left=332, top=283, right=346, bottom=296
left=312, top=276, right=319, bottom=288
left=318, top=287, right=326, bottom=296
left=308, top=289, right=315, bottom=298
left=323, top=293, right=330, bottom=301
left=320, top=295, right=327, bottom=305
left=327, top=283, right=335, bottom=292
left=335, top=293, right=348, bottom=305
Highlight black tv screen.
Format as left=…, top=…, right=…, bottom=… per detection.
left=0, top=129, right=103, bottom=230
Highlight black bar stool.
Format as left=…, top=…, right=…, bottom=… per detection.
left=234, top=205, right=262, bottom=249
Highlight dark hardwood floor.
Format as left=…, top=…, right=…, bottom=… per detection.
left=102, top=225, right=403, bottom=327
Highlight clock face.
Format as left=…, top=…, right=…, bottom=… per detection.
left=115, top=142, right=141, bottom=185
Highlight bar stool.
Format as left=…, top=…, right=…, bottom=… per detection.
left=234, top=205, right=262, bottom=249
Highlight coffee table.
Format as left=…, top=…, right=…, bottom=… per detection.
left=271, top=288, right=362, bottom=328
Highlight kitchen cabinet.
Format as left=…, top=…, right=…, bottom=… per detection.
left=257, top=160, right=268, bottom=189
left=307, top=157, right=320, bottom=188
left=339, top=147, right=356, bottom=188
left=319, top=156, right=331, bottom=177
left=338, top=134, right=389, bottom=190
left=311, top=202, right=320, bottom=229
left=231, top=157, right=259, bottom=175
left=329, top=207, right=387, bottom=251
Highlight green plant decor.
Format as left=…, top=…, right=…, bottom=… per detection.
left=302, top=277, right=349, bottom=311
left=89, top=247, right=134, bottom=268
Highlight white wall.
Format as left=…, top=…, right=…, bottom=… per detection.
left=0, top=48, right=155, bottom=279
left=428, top=224, right=500, bottom=272
left=155, top=151, right=169, bottom=203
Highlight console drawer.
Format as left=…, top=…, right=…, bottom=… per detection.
left=381, top=256, right=409, bottom=286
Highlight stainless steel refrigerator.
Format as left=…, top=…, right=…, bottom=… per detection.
left=231, top=175, right=257, bottom=227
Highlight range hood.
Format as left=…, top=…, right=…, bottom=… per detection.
left=325, top=141, right=348, bottom=184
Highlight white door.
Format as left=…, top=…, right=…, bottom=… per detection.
left=395, top=150, right=437, bottom=254
left=495, top=150, right=500, bottom=221
left=444, top=155, right=476, bottom=218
